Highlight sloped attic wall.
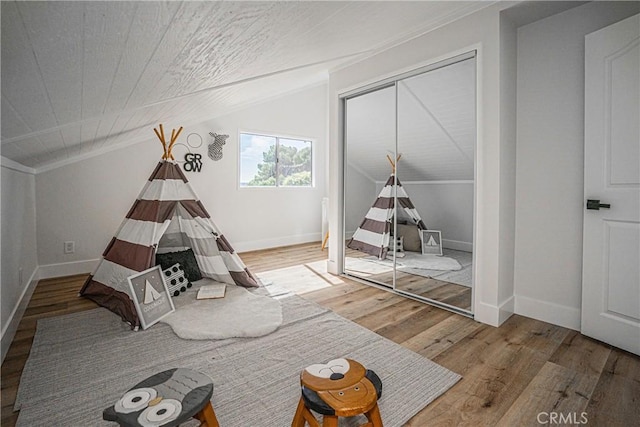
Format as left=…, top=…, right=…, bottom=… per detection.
left=35, top=83, right=328, bottom=273
left=346, top=58, right=475, bottom=183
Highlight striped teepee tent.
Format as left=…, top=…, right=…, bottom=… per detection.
left=80, top=125, right=259, bottom=328
left=347, top=155, right=427, bottom=259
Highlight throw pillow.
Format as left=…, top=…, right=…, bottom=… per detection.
left=156, top=248, right=203, bottom=282
left=396, top=224, right=421, bottom=252
left=162, top=263, right=192, bottom=296
left=387, top=235, right=405, bottom=259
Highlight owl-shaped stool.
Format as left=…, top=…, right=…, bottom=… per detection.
left=291, top=358, right=383, bottom=427
left=103, top=368, right=219, bottom=427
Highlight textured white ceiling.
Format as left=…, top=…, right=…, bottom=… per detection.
left=1, top=1, right=495, bottom=170
left=346, top=57, right=476, bottom=182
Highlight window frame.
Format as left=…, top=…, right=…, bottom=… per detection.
left=238, top=130, right=315, bottom=188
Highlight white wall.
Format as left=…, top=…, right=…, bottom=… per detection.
left=402, top=182, right=474, bottom=251
left=344, top=164, right=377, bottom=236
left=328, top=3, right=514, bottom=326
left=514, top=2, right=639, bottom=330
left=35, top=83, right=328, bottom=273
left=183, top=83, right=328, bottom=252
left=36, top=142, right=158, bottom=271
left=1, top=160, right=38, bottom=361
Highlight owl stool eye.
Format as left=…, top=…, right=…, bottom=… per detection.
left=104, top=368, right=218, bottom=427
left=114, top=388, right=157, bottom=414
left=138, top=399, right=182, bottom=427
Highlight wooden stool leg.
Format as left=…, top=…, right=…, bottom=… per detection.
left=292, top=397, right=308, bottom=427
left=365, top=403, right=383, bottom=427
left=195, top=401, right=220, bottom=427
left=322, top=414, right=339, bottom=427
left=303, top=409, right=321, bottom=427
left=293, top=397, right=321, bottom=427
left=322, top=415, right=338, bottom=427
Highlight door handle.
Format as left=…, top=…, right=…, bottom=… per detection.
left=586, top=199, right=611, bottom=210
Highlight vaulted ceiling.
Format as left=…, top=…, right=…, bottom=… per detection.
left=345, top=56, right=476, bottom=182
left=1, top=1, right=496, bottom=171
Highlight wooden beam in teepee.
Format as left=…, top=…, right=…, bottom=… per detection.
left=386, top=153, right=402, bottom=174
left=153, top=124, right=184, bottom=160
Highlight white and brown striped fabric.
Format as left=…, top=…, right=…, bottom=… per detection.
left=347, top=174, right=427, bottom=259
left=80, top=161, right=259, bottom=328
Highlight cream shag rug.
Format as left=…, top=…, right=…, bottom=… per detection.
left=160, top=282, right=282, bottom=340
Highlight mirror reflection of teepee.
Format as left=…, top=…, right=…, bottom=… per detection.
left=347, top=154, right=427, bottom=259
left=426, top=235, right=438, bottom=246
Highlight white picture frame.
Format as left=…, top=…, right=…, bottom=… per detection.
left=127, top=265, right=175, bottom=330
left=420, top=230, right=443, bottom=256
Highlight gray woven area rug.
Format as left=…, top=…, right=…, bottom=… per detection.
left=15, top=293, right=460, bottom=426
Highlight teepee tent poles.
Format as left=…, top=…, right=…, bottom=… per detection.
left=154, top=123, right=183, bottom=160
left=386, top=153, right=402, bottom=174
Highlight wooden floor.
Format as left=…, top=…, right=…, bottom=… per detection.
left=345, top=247, right=472, bottom=311
left=2, top=242, right=639, bottom=426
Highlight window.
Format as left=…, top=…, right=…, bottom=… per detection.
left=239, top=132, right=313, bottom=187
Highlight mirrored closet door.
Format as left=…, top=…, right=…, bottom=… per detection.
left=344, top=84, right=397, bottom=289
left=343, top=53, right=476, bottom=316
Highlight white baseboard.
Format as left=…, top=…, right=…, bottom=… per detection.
left=36, top=234, right=324, bottom=279
left=37, top=259, right=99, bottom=280
left=234, top=233, right=323, bottom=254
left=499, top=296, right=515, bottom=324
left=327, top=258, right=340, bottom=275
left=442, top=239, right=473, bottom=252
left=1, top=269, right=38, bottom=363
left=343, top=235, right=470, bottom=251
left=474, top=296, right=515, bottom=327
left=515, top=294, right=581, bottom=331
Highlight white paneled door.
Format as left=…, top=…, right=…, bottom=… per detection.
left=582, top=14, right=640, bottom=356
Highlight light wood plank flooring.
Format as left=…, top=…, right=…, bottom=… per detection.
left=2, top=242, right=639, bottom=426
left=345, top=247, right=472, bottom=311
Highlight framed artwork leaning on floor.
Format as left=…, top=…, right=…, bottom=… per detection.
left=421, top=230, right=443, bottom=256
left=128, top=265, right=175, bottom=329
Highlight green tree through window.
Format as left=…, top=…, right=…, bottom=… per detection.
left=240, top=133, right=312, bottom=187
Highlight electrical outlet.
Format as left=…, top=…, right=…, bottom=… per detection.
left=64, top=241, right=75, bottom=254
